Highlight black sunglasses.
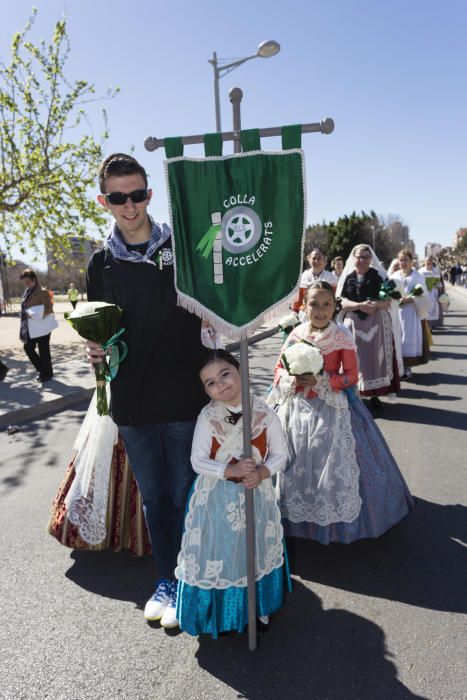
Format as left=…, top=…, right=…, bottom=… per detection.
left=105, top=189, right=148, bottom=205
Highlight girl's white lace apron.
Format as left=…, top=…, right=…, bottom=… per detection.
left=270, top=322, right=362, bottom=526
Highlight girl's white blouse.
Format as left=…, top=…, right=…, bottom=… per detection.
left=190, top=405, right=287, bottom=480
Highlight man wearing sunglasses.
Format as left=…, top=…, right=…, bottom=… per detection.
left=86, top=153, right=208, bottom=629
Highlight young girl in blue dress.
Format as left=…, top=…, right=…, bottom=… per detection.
left=175, top=350, right=289, bottom=638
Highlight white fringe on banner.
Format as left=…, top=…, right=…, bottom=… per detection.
left=176, top=288, right=300, bottom=342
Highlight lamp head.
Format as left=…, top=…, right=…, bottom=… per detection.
left=256, top=40, right=280, bottom=58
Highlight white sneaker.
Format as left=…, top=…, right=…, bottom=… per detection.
left=144, top=579, right=171, bottom=621
left=160, top=581, right=179, bottom=629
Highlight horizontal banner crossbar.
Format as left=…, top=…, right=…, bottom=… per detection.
left=144, top=118, right=334, bottom=152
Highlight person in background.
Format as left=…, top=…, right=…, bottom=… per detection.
left=418, top=257, right=442, bottom=329
left=390, top=249, right=430, bottom=380
left=331, top=256, right=344, bottom=283
left=337, top=245, right=401, bottom=407
left=19, top=269, right=58, bottom=382
left=292, top=248, right=336, bottom=312
left=449, top=262, right=462, bottom=285
left=68, top=283, right=79, bottom=310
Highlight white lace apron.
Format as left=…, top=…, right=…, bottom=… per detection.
left=271, top=322, right=362, bottom=526
left=175, top=397, right=284, bottom=589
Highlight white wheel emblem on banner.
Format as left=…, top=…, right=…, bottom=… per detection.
left=222, top=206, right=262, bottom=254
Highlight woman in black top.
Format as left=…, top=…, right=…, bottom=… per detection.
left=337, top=245, right=401, bottom=406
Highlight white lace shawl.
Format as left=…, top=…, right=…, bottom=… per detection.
left=269, top=321, right=357, bottom=406
left=201, top=396, right=276, bottom=461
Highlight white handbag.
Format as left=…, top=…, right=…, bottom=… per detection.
left=27, top=304, right=59, bottom=339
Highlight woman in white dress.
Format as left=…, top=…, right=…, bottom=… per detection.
left=390, top=249, right=430, bottom=379
left=418, top=257, right=442, bottom=329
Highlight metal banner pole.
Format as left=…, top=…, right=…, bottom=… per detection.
left=145, top=103, right=335, bottom=651
left=229, top=86, right=257, bottom=651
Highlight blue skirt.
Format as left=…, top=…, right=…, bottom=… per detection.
left=284, top=388, right=413, bottom=544
left=177, top=565, right=288, bottom=639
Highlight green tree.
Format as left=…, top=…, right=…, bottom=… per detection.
left=303, top=212, right=411, bottom=268
left=0, top=9, right=119, bottom=261
left=325, top=211, right=374, bottom=261
left=455, top=232, right=467, bottom=255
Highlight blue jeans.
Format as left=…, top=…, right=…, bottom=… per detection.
left=118, top=420, right=196, bottom=581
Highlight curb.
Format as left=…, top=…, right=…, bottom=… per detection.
left=0, top=388, right=94, bottom=429
left=0, top=325, right=281, bottom=428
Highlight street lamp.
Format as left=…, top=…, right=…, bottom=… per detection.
left=209, top=40, right=280, bottom=132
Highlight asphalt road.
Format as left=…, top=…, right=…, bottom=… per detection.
left=1, top=293, right=466, bottom=700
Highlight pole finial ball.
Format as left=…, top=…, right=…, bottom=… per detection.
left=229, top=87, right=244, bottom=102
left=144, top=137, right=159, bottom=152
left=320, top=118, right=335, bottom=135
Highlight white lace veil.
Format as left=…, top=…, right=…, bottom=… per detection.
left=336, top=244, right=387, bottom=298
left=387, top=258, right=400, bottom=277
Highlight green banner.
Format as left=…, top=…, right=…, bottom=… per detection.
left=165, top=149, right=306, bottom=339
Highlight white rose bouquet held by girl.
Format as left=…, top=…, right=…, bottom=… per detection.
left=281, top=339, right=324, bottom=376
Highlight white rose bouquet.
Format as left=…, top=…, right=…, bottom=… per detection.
left=278, top=312, right=300, bottom=335
left=281, top=340, right=324, bottom=376
left=438, top=293, right=450, bottom=309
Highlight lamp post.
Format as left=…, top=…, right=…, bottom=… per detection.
left=372, top=225, right=376, bottom=252
left=208, top=40, right=280, bottom=132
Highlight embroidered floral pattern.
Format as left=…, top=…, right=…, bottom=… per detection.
left=277, top=375, right=362, bottom=526
left=204, top=559, right=223, bottom=580
left=226, top=494, right=246, bottom=532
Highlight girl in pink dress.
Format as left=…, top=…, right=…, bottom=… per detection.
left=271, top=281, right=413, bottom=544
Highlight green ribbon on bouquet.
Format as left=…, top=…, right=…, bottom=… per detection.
left=101, top=328, right=128, bottom=381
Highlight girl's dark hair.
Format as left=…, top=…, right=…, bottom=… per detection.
left=199, top=349, right=239, bottom=374
left=20, top=268, right=37, bottom=282
left=305, top=280, right=335, bottom=299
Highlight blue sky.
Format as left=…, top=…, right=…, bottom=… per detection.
left=1, top=0, right=466, bottom=266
